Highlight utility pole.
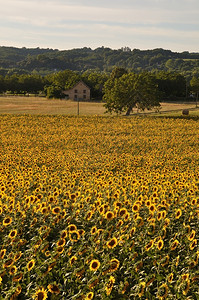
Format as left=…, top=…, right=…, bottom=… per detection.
left=77, top=99, right=79, bottom=116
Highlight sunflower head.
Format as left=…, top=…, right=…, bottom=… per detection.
left=89, top=259, right=100, bottom=272
left=27, top=259, right=35, bottom=271
left=107, top=237, right=118, bottom=249
left=33, top=287, right=48, bottom=300
left=47, top=283, right=60, bottom=294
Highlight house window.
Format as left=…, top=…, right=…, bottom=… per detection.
left=74, top=95, right=78, bottom=99
left=75, top=89, right=78, bottom=93
left=83, top=95, right=86, bottom=99
left=83, top=90, right=86, bottom=94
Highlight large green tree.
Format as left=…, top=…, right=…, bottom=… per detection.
left=103, top=72, right=160, bottom=115
left=190, top=76, right=199, bottom=105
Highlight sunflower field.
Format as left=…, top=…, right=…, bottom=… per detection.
left=0, top=115, right=199, bottom=300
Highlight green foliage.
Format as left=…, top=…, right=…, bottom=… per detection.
left=0, top=46, right=199, bottom=76
left=156, top=72, right=187, bottom=99
left=44, top=85, right=63, bottom=99
left=46, top=70, right=81, bottom=90
left=82, top=71, right=109, bottom=99
left=103, top=71, right=160, bottom=115
left=190, top=76, right=199, bottom=93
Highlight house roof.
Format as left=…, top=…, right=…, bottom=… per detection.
left=64, top=80, right=90, bottom=93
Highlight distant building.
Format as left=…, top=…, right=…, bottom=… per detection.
left=63, top=81, right=91, bottom=101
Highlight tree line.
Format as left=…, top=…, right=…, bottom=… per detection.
left=0, top=46, right=199, bottom=77
left=0, top=68, right=199, bottom=101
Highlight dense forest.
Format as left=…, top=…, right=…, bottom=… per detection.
left=0, top=46, right=199, bottom=101
left=0, top=46, right=199, bottom=77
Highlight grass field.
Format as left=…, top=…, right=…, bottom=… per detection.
left=0, top=96, right=198, bottom=116
left=0, top=114, right=199, bottom=299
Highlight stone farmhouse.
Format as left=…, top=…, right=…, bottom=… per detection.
left=63, top=81, right=91, bottom=101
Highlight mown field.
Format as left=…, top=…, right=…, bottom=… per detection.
left=0, top=115, right=199, bottom=299
left=0, top=96, right=198, bottom=116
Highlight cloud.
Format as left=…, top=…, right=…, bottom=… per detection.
left=1, top=0, right=199, bottom=26
left=0, top=0, right=198, bottom=51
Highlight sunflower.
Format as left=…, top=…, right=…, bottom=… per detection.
left=85, top=292, right=94, bottom=300
left=33, top=287, right=48, bottom=300
left=181, top=273, right=189, bottom=281
left=114, top=201, right=122, bottom=210
left=69, top=230, right=80, bottom=242
left=105, top=276, right=115, bottom=296
left=147, top=223, right=156, bottom=235
left=121, top=224, right=129, bottom=234
left=56, top=238, right=66, bottom=247
left=149, top=204, right=156, bottom=214
left=182, top=279, right=190, bottom=296
left=47, top=283, right=60, bottom=294
left=157, top=283, right=168, bottom=299
left=167, top=273, right=174, bottom=283
left=88, top=278, right=99, bottom=289
left=96, top=229, right=103, bottom=237
left=41, top=207, right=48, bottom=214
left=109, top=258, right=120, bottom=272
left=124, top=212, right=130, bottom=222
left=68, top=224, right=77, bottom=232
left=175, top=208, right=182, bottom=219
left=90, top=226, right=98, bottom=235
left=175, top=255, right=180, bottom=267
left=157, top=239, right=164, bottom=251
left=3, top=216, right=12, bottom=226
left=138, top=281, right=146, bottom=298
left=188, top=229, right=196, bottom=241
left=86, top=211, right=93, bottom=220
left=56, top=246, right=64, bottom=254
left=15, top=285, right=22, bottom=295
left=12, top=273, right=23, bottom=282
left=121, top=281, right=129, bottom=294
left=0, top=249, right=6, bottom=259
left=145, top=240, right=154, bottom=251
left=107, top=237, right=118, bottom=249
left=191, top=275, right=199, bottom=282
left=157, top=212, right=162, bottom=221
left=3, top=258, right=13, bottom=268
left=9, top=265, right=17, bottom=275
left=27, top=259, right=35, bottom=271
left=129, top=227, right=136, bottom=237
left=146, top=276, right=155, bottom=287
left=190, top=239, right=197, bottom=250
left=52, top=206, right=61, bottom=214
left=8, top=229, right=17, bottom=239
left=171, top=239, right=179, bottom=251
left=161, top=210, right=167, bottom=219
left=132, top=203, right=140, bottom=213
left=60, top=230, right=67, bottom=239
left=89, top=259, right=100, bottom=272
left=45, top=251, right=51, bottom=257
left=119, top=207, right=128, bottom=218
left=161, top=255, right=169, bottom=267
left=135, top=261, right=143, bottom=272
left=70, top=256, right=77, bottom=266
left=105, top=211, right=115, bottom=221
left=145, top=200, right=151, bottom=207
left=116, top=220, right=124, bottom=229
left=164, top=218, right=170, bottom=227
left=132, top=252, right=138, bottom=261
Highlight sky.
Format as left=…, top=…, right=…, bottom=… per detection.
left=0, top=0, right=199, bottom=52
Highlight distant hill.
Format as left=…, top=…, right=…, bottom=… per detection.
left=0, top=46, right=199, bottom=77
